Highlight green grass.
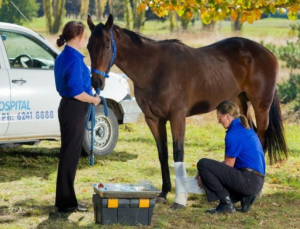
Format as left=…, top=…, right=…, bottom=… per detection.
left=0, top=121, right=300, bottom=228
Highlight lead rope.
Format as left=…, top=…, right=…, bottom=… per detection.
left=85, top=88, right=108, bottom=166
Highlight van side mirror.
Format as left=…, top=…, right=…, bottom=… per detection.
left=1, top=35, right=6, bottom=41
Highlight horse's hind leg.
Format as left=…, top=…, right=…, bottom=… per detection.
left=245, top=90, right=274, bottom=151
left=144, top=117, right=170, bottom=203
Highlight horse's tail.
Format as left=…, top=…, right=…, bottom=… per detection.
left=265, top=90, right=288, bottom=164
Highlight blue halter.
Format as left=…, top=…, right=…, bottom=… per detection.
left=90, top=29, right=117, bottom=78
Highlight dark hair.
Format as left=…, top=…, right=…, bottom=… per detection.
left=56, top=21, right=86, bottom=47
left=216, top=101, right=250, bottom=130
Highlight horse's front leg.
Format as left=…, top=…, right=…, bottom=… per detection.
left=145, top=117, right=170, bottom=203
left=170, top=112, right=187, bottom=209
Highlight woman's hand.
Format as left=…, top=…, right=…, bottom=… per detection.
left=74, top=92, right=101, bottom=106
left=93, top=94, right=101, bottom=106
left=195, top=172, right=203, bottom=189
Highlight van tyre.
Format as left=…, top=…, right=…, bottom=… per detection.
left=82, top=105, right=119, bottom=156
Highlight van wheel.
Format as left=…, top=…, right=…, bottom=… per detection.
left=82, top=105, right=119, bottom=156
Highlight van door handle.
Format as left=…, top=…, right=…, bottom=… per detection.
left=12, top=79, right=27, bottom=84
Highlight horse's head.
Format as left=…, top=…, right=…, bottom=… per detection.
left=87, top=14, right=114, bottom=90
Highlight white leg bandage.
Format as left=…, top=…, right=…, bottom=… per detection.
left=174, top=162, right=188, bottom=206
left=173, top=162, right=203, bottom=206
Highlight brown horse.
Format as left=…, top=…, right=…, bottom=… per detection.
left=87, top=15, right=288, bottom=207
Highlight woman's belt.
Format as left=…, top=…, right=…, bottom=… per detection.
left=240, top=168, right=265, bottom=178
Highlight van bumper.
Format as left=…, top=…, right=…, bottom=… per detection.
left=119, top=96, right=142, bottom=124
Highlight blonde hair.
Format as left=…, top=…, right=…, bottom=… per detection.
left=216, top=101, right=250, bottom=130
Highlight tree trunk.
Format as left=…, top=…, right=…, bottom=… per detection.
left=95, top=0, right=106, bottom=20
left=132, top=0, right=145, bottom=31
left=181, top=17, right=190, bottom=31
left=43, top=0, right=66, bottom=34
left=43, top=0, right=54, bottom=34
left=124, top=0, right=133, bottom=29
left=169, top=11, right=176, bottom=32
left=202, top=20, right=215, bottom=31
left=231, top=12, right=243, bottom=32
left=80, top=0, right=90, bottom=20
left=53, top=0, right=66, bottom=34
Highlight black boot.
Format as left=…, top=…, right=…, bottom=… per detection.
left=205, top=196, right=235, bottom=214
left=236, top=195, right=256, bottom=213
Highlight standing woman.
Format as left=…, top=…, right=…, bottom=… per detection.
left=195, top=101, right=265, bottom=214
left=54, top=21, right=100, bottom=212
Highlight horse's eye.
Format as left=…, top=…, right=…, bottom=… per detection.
left=103, top=44, right=110, bottom=49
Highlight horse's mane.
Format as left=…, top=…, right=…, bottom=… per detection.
left=115, top=25, right=183, bottom=47
left=94, top=23, right=183, bottom=47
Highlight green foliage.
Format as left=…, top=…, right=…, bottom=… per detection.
left=261, top=41, right=277, bottom=54
left=278, top=74, right=300, bottom=104
left=0, top=0, right=37, bottom=25
left=278, top=41, right=300, bottom=71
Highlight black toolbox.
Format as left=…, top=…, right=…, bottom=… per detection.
left=91, top=183, right=160, bottom=226
left=93, top=194, right=156, bottom=225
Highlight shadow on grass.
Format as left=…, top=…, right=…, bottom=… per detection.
left=0, top=147, right=139, bottom=183
left=0, top=147, right=60, bottom=183
left=36, top=212, right=76, bottom=229
left=101, top=150, right=138, bottom=162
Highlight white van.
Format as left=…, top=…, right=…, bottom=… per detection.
left=0, top=22, right=141, bottom=156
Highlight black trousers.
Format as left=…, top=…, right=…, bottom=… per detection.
left=55, top=97, right=88, bottom=210
left=197, top=158, right=264, bottom=202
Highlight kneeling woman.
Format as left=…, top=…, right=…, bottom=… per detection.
left=195, top=101, right=265, bottom=214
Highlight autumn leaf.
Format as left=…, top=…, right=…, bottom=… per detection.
left=288, top=11, right=298, bottom=21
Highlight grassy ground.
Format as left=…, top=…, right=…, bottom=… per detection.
left=0, top=117, right=300, bottom=228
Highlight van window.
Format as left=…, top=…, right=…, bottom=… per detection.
left=0, top=30, right=56, bottom=69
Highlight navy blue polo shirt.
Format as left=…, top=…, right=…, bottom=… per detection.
left=54, top=45, right=91, bottom=97
left=225, top=118, right=266, bottom=175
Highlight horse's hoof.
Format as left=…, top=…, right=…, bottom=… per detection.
left=170, top=202, right=185, bottom=210
left=156, top=197, right=167, bottom=204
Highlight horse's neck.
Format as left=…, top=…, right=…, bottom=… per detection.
left=115, top=40, right=157, bottom=89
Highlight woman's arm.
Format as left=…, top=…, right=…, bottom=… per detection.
left=74, top=92, right=101, bottom=106
left=224, top=156, right=236, bottom=167
left=194, top=171, right=203, bottom=188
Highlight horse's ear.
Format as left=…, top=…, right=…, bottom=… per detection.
left=105, top=14, right=114, bottom=31
left=87, top=15, right=95, bottom=31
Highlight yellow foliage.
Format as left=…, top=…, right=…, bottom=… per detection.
left=141, top=0, right=300, bottom=24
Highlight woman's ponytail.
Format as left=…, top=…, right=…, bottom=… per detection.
left=56, top=34, right=65, bottom=47
left=239, top=115, right=250, bottom=130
